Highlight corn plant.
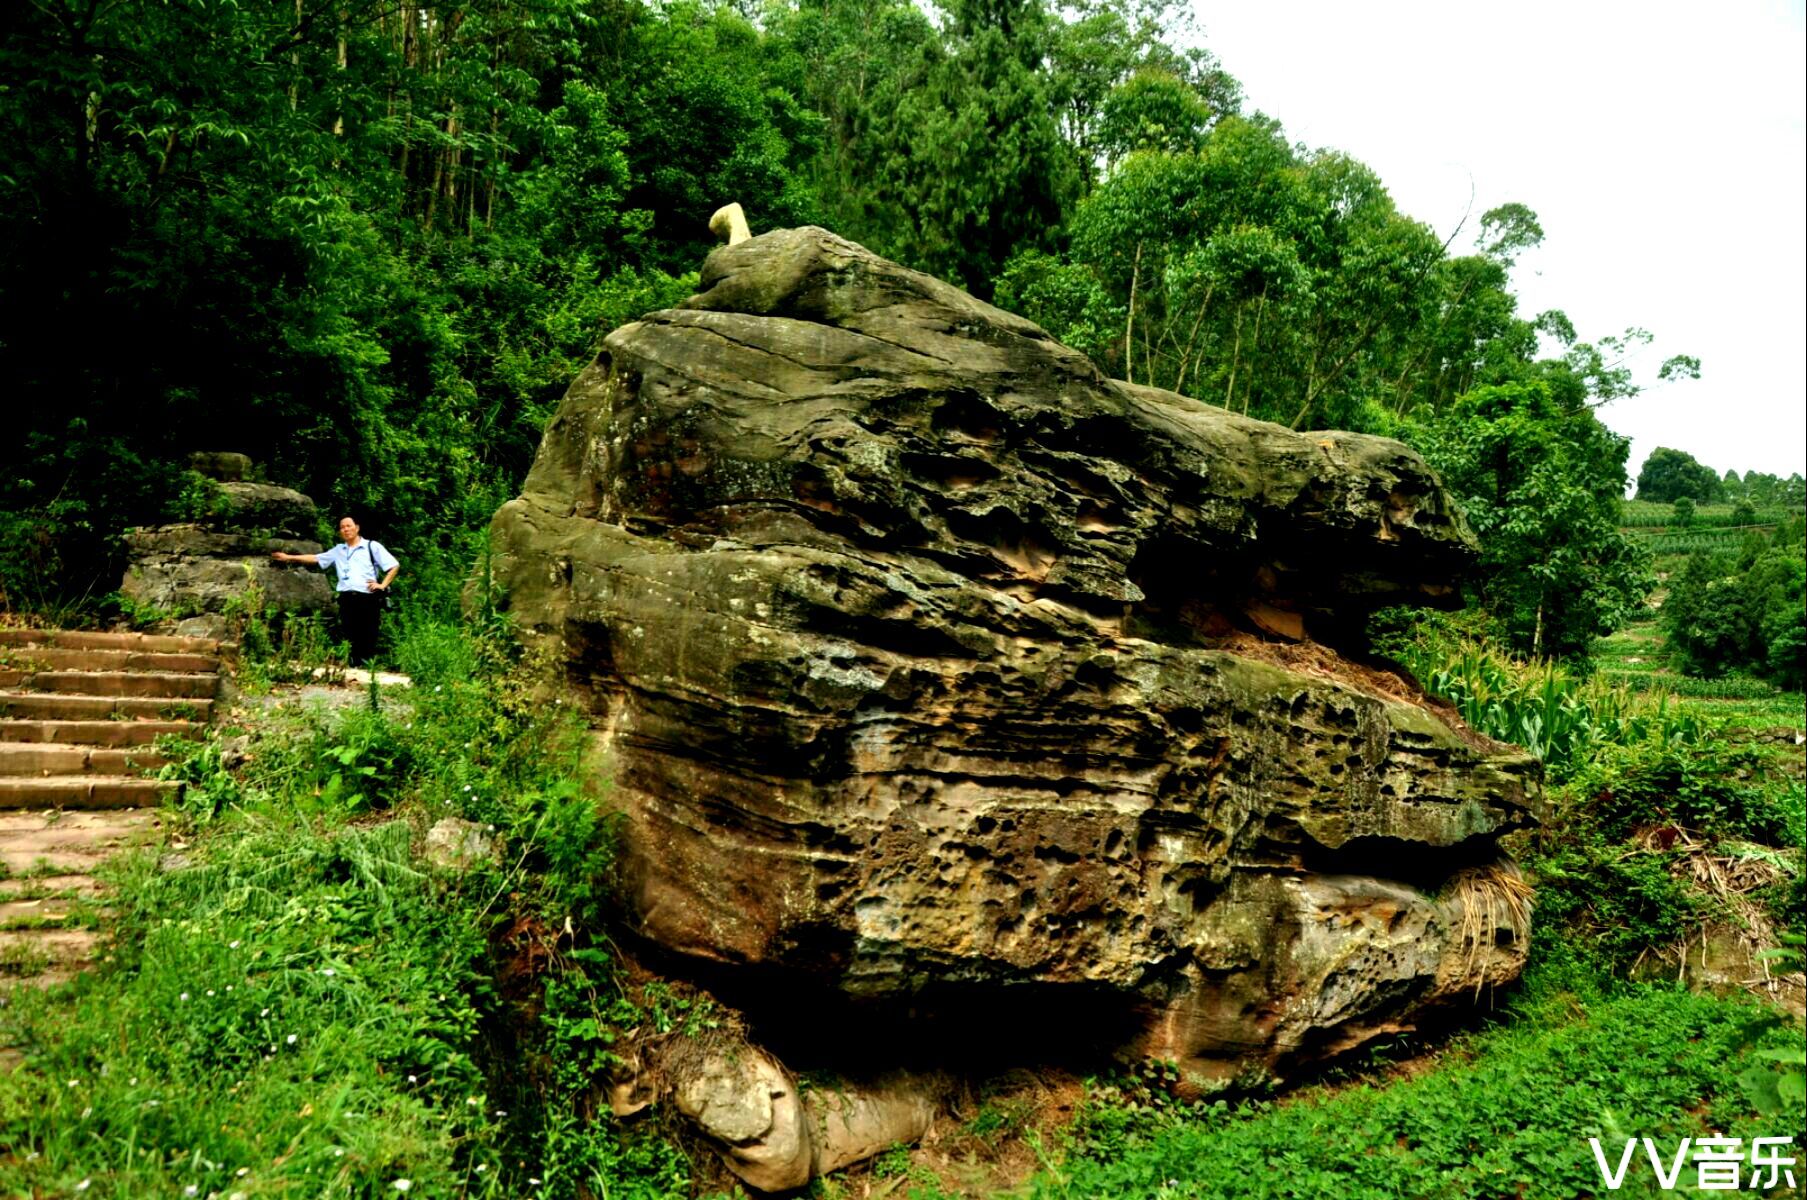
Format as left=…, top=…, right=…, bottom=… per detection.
left=1420, top=646, right=1710, bottom=780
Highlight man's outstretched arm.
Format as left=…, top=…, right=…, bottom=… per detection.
left=271, top=551, right=322, bottom=565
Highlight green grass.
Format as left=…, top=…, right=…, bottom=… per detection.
left=1027, top=985, right=1803, bottom=1200
left=0, top=619, right=700, bottom=1200
left=0, top=819, right=504, bottom=1197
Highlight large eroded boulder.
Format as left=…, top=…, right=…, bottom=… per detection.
left=486, top=228, right=1538, bottom=1092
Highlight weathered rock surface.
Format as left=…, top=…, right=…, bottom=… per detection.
left=121, top=458, right=331, bottom=629
left=666, top=1042, right=938, bottom=1192
left=486, top=228, right=1538, bottom=1111
left=188, top=450, right=254, bottom=482
left=423, top=817, right=495, bottom=871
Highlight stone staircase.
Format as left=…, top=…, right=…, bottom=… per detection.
left=0, top=629, right=223, bottom=988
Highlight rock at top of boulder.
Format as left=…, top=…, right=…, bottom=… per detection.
left=520, top=225, right=1475, bottom=632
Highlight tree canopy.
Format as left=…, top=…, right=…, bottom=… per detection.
left=0, top=0, right=1713, bottom=665
left=1636, top=447, right=1727, bottom=504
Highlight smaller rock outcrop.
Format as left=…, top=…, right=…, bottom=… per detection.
left=120, top=453, right=332, bottom=637
left=628, top=1036, right=939, bottom=1193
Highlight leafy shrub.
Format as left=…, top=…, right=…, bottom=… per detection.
left=1561, top=737, right=1802, bottom=847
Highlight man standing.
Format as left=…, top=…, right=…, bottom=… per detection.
left=272, top=516, right=399, bottom=666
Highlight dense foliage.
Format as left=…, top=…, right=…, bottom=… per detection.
left=1664, top=519, right=1807, bottom=690
left=3, top=0, right=1714, bottom=666
left=1404, top=383, right=1652, bottom=658
left=1637, top=446, right=1729, bottom=504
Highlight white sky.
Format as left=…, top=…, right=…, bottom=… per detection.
left=1198, top=0, right=1807, bottom=481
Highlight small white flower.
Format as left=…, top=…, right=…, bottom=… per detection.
left=260, top=1008, right=270, bottom=1017
left=286, top=1034, right=298, bottom=1045
left=392, top=1181, right=413, bottom=1194
left=231, top=1193, right=247, bottom=1200
left=75, top=1182, right=91, bottom=1193
left=66, top=1079, right=80, bottom=1088
left=320, top=968, right=336, bottom=977
left=408, top=1074, right=418, bottom=1084
left=229, top=940, right=241, bottom=949
left=466, top=1096, right=481, bottom=1107
left=476, top=1164, right=488, bottom=1173
left=80, top=1106, right=92, bottom=1119
left=226, top=985, right=234, bottom=992
left=236, top=1167, right=250, bottom=1177
left=462, top=784, right=472, bottom=792
left=207, top=989, right=216, bottom=996
left=179, top=992, right=190, bottom=1001
left=434, top=685, right=442, bottom=693
left=494, top=1109, right=506, bottom=1116
left=129, top=1077, right=138, bottom=1086
left=185, top=1187, right=199, bottom=1197
left=529, top=1177, right=542, bottom=1185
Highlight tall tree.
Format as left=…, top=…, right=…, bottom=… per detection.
left=1411, top=383, right=1653, bottom=659
left=1636, top=447, right=1727, bottom=503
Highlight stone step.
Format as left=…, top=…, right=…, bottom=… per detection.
left=0, top=874, right=104, bottom=899
left=0, top=927, right=101, bottom=988
left=0, top=628, right=222, bottom=654
left=0, top=692, right=214, bottom=722
left=0, top=646, right=219, bottom=674
left=0, top=809, right=164, bottom=865
left=0, top=719, right=204, bottom=747
left=0, top=669, right=219, bottom=699
left=0, top=776, right=177, bottom=811
left=0, top=742, right=167, bottom=776
left=0, top=895, right=87, bottom=926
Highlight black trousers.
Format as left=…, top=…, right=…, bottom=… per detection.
left=337, top=590, right=383, bottom=666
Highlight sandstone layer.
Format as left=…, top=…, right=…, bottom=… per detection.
left=122, top=457, right=331, bottom=634
left=486, top=228, right=1539, bottom=1093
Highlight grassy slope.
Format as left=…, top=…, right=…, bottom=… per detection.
left=0, top=627, right=699, bottom=1200
left=1022, top=984, right=1800, bottom=1200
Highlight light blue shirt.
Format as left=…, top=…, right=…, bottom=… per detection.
left=316, top=539, right=399, bottom=593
